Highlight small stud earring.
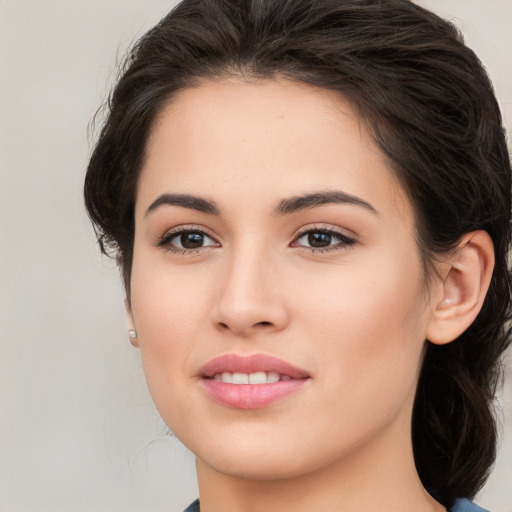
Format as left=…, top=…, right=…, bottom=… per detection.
left=128, top=330, right=137, bottom=339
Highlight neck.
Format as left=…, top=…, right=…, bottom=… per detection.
left=194, top=405, right=445, bottom=512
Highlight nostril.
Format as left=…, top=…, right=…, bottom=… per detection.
left=257, top=321, right=272, bottom=326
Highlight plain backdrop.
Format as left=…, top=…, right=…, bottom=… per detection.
left=0, top=1, right=510, bottom=511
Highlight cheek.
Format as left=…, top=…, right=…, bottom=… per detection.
left=131, top=248, right=212, bottom=331
left=129, top=255, right=213, bottom=393
left=294, top=250, right=429, bottom=399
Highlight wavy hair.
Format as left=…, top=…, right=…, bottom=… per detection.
left=84, top=0, right=512, bottom=506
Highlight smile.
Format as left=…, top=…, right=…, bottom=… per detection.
left=200, top=354, right=310, bottom=409
left=212, top=371, right=291, bottom=384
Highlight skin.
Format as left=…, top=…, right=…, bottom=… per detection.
left=127, top=79, right=493, bottom=512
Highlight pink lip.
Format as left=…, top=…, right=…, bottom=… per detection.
left=199, top=354, right=310, bottom=409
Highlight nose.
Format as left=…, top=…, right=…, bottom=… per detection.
left=210, top=247, right=290, bottom=338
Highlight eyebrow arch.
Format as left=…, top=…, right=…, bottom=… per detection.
left=145, top=190, right=377, bottom=218
left=272, top=190, right=378, bottom=216
left=145, top=193, right=221, bottom=216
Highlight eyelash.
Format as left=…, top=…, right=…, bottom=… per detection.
left=292, top=225, right=357, bottom=253
left=157, top=225, right=219, bottom=255
left=157, top=224, right=357, bottom=255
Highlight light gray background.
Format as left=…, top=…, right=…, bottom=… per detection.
left=0, top=1, right=510, bottom=511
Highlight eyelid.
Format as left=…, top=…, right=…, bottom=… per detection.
left=294, top=223, right=356, bottom=238
left=157, top=224, right=221, bottom=253
left=155, top=223, right=357, bottom=255
left=290, top=224, right=357, bottom=252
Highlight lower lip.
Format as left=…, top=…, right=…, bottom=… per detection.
left=201, top=379, right=308, bottom=409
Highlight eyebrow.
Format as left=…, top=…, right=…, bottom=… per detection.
left=272, top=190, right=378, bottom=216
left=145, top=190, right=378, bottom=217
left=146, top=193, right=221, bottom=216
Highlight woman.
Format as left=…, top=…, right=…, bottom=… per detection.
left=84, top=0, right=511, bottom=511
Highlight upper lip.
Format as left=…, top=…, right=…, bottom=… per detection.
left=200, top=353, right=310, bottom=379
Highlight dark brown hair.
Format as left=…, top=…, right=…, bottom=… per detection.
left=84, top=0, right=512, bottom=507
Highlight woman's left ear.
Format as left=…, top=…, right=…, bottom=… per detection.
left=426, top=230, right=494, bottom=345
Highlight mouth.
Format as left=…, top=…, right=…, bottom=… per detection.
left=211, top=371, right=292, bottom=384
left=199, top=353, right=310, bottom=409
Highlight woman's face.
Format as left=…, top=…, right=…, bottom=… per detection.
left=129, top=79, right=436, bottom=480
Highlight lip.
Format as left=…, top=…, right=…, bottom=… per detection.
left=200, top=353, right=310, bottom=379
left=199, top=353, right=310, bottom=409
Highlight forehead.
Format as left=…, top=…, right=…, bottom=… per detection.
left=139, top=78, right=412, bottom=223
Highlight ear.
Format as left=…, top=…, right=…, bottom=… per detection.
left=426, top=231, right=494, bottom=345
left=124, top=298, right=139, bottom=347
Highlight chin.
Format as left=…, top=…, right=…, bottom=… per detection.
left=189, top=425, right=346, bottom=483
left=199, top=449, right=311, bottom=481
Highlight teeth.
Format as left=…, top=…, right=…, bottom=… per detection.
left=232, top=372, right=249, bottom=384
left=213, top=371, right=291, bottom=384
left=249, top=371, right=267, bottom=384
left=267, top=371, right=280, bottom=383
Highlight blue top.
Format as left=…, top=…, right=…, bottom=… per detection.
left=183, top=497, right=490, bottom=512
left=183, top=500, right=199, bottom=512
left=452, top=498, right=490, bottom=512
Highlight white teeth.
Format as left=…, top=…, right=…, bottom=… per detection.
left=248, top=371, right=267, bottom=384
left=221, top=372, right=232, bottom=383
left=232, top=372, right=249, bottom=384
left=214, top=371, right=291, bottom=384
left=267, top=371, right=280, bottom=383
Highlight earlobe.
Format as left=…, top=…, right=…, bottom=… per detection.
left=426, top=231, right=494, bottom=345
left=124, top=298, right=139, bottom=347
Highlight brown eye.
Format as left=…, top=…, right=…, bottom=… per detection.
left=307, top=232, right=333, bottom=248
left=159, top=229, right=219, bottom=252
left=294, top=228, right=356, bottom=252
left=179, top=232, right=206, bottom=249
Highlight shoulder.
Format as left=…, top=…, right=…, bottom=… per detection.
left=451, top=498, right=491, bottom=512
left=182, top=499, right=200, bottom=512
